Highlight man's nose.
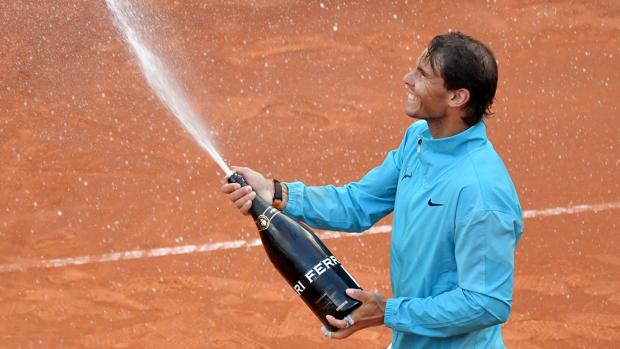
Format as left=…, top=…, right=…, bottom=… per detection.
left=403, top=71, right=415, bottom=87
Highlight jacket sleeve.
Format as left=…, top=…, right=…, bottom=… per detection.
left=282, top=149, right=400, bottom=232
left=384, top=210, right=520, bottom=337
left=280, top=121, right=423, bottom=232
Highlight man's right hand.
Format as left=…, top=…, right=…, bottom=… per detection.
left=220, top=166, right=274, bottom=216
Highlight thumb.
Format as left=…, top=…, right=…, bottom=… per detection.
left=230, top=166, right=248, bottom=176
left=346, top=288, right=370, bottom=302
left=230, top=166, right=255, bottom=184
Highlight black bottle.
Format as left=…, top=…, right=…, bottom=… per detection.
left=228, top=172, right=362, bottom=331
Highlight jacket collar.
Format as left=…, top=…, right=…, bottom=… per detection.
left=420, top=121, right=487, bottom=157
left=417, top=121, right=488, bottom=186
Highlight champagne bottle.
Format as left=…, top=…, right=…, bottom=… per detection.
left=228, top=172, right=362, bottom=331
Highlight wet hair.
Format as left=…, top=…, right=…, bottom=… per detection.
left=425, top=32, right=498, bottom=126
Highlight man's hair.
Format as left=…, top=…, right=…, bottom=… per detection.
left=425, top=32, right=498, bottom=126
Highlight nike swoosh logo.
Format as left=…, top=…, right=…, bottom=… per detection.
left=427, top=199, right=445, bottom=207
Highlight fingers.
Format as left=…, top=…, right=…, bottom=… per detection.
left=346, top=288, right=370, bottom=302
left=321, top=290, right=387, bottom=340
left=222, top=165, right=272, bottom=215
left=222, top=183, right=253, bottom=205
left=325, top=314, right=354, bottom=331
left=235, top=191, right=256, bottom=215
left=328, top=328, right=354, bottom=340
left=220, top=182, right=240, bottom=194
left=239, top=193, right=254, bottom=215
left=321, top=326, right=331, bottom=339
left=229, top=185, right=252, bottom=202
left=220, top=181, right=256, bottom=215
left=321, top=321, right=354, bottom=340
left=232, top=187, right=255, bottom=215
left=343, top=314, right=355, bottom=328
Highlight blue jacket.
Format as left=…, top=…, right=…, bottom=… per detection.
left=284, top=120, right=523, bottom=348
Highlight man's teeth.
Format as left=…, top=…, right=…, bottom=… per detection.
left=408, top=93, right=416, bottom=102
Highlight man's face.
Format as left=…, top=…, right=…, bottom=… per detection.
left=402, top=50, right=450, bottom=120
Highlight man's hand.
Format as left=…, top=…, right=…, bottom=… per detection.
left=220, top=166, right=273, bottom=215
left=322, top=288, right=387, bottom=340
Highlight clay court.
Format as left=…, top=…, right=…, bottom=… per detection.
left=1, top=1, right=619, bottom=348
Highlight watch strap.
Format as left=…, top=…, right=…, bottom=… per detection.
left=273, top=179, right=283, bottom=205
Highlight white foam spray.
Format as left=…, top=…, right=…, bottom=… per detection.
left=106, top=0, right=232, bottom=176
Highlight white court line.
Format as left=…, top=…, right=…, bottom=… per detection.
left=1, top=201, right=619, bottom=273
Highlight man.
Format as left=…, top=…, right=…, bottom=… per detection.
left=221, top=32, right=523, bottom=348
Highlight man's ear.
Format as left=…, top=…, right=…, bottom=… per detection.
left=447, top=88, right=470, bottom=108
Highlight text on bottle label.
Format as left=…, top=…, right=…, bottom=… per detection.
left=293, top=255, right=341, bottom=295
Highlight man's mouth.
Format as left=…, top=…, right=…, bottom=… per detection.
left=408, top=93, right=418, bottom=103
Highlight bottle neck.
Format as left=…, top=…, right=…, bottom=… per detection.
left=248, top=195, right=271, bottom=219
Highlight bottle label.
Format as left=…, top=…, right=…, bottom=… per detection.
left=293, top=255, right=347, bottom=296
left=255, top=207, right=280, bottom=231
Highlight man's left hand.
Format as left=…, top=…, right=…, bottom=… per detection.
left=322, top=288, right=387, bottom=339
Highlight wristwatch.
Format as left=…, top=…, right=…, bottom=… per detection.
left=273, top=179, right=283, bottom=209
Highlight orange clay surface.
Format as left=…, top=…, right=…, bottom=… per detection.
left=1, top=1, right=619, bottom=348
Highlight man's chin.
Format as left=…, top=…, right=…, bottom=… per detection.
left=405, top=110, right=422, bottom=119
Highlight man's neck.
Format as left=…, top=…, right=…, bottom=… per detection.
left=425, top=114, right=469, bottom=139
